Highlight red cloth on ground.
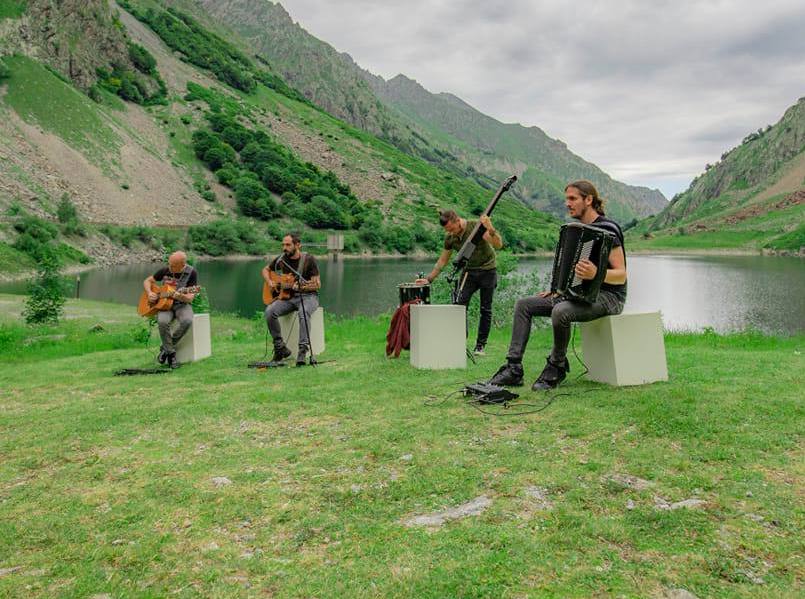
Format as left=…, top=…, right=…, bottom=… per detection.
left=385, top=299, right=421, bottom=357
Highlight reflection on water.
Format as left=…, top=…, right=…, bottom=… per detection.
left=1, top=254, right=802, bottom=333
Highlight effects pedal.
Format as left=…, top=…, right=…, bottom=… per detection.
left=462, top=382, right=519, bottom=404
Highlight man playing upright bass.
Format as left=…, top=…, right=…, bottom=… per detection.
left=262, top=233, right=322, bottom=366
left=416, top=210, right=503, bottom=355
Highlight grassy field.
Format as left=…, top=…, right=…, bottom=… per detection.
left=0, top=294, right=802, bottom=597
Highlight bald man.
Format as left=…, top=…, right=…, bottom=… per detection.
left=142, top=251, right=198, bottom=368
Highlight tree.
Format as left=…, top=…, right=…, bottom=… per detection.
left=304, top=195, right=350, bottom=229
left=24, top=250, right=66, bottom=325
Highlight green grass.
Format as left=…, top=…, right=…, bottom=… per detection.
left=0, top=294, right=802, bottom=597
left=0, top=241, right=35, bottom=276
left=1, top=55, right=121, bottom=169
left=0, top=0, right=26, bottom=19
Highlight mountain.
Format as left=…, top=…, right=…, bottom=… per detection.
left=178, top=0, right=667, bottom=222
left=366, top=73, right=668, bottom=221
left=0, top=0, right=560, bottom=275
left=634, top=98, right=805, bottom=253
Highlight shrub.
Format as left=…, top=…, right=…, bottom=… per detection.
left=24, top=250, right=66, bottom=325
left=128, top=42, right=157, bottom=75
left=304, top=195, right=350, bottom=229
left=234, top=177, right=278, bottom=220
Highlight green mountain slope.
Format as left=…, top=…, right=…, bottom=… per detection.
left=632, top=98, right=805, bottom=253
left=177, top=0, right=667, bottom=222
left=0, top=0, right=561, bottom=273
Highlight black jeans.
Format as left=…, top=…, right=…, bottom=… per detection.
left=506, top=291, right=625, bottom=363
left=455, top=268, right=497, bottom=347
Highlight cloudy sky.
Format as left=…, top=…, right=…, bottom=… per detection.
left=281, top=0, right=805, bottom=199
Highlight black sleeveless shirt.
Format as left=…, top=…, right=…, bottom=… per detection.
left=592, top=216, right=627, bottom=301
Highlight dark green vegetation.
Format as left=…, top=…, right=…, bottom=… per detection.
left=92, top=42, right=167, bottom=106
left=187, top=0, right=667, bottom=221
left=632, top=98, right=805, bottom=252
left=0, top=0, right=26, bottom=20
left=0, top=295, right=802, bottom=597
left=22, top=252, right=66, bottom=324
left=119, top=1, right=308, bottom=105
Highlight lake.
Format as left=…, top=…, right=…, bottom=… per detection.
left=1, top=254, right=803, bottom=334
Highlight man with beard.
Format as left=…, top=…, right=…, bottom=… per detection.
left=489, top=180, right=627, bottom=390
left=262, top=233, right=321, bottom=365
left=142, top=251, right=198, bottom=369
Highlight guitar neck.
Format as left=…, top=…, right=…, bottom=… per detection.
left=453, top=175, right=517, bottom=268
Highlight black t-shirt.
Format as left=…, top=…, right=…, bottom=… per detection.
left=592, top=216, right=627, bottom=300
left=268, top=253, right=319, bottom=295
left=153, top=266, right=198, bottom=288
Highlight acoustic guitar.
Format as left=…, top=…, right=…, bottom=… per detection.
left=138, top=284, right=201, bottom=317
left=262, top=271, right=296, bottom=305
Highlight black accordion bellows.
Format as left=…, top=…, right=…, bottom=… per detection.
left=550, top=223, right=615, bottom=303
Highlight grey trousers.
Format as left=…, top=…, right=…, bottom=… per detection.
left=157, top=303, right=194, bottom=354
left=265, top=294, right=319, bottom=349
left=506, top=291, right=624, bottom=363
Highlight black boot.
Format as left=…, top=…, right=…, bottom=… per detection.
left=296, top=344, right=309, bottom=366
left=488, top=362, right=524, bottom=386
left=272, top=342, right=292, bottom=362
left=531, top=357, right=569, bottom=391
left=167, top=352, right=180, bottom=369
left=157, top=348, right=168, bottom=365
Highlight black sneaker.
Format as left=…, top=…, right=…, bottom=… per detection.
left=272, top=344, right=292, bottom=362
left=167, top=352, right=180, bottom=369
left=296, top=344, right=309, bottom=366
left=473, top=344, right=486, bottom=356
left=531, top=357, right=569, bottom=391
left=157, top=348, right=168, bottom=364
left=488, top=362, right=524, bottom=387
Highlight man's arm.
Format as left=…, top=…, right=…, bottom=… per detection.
left=143, top=275, right=157, bottom=302
left=574, top=246, right=627, bottom=284
left=603, top=246, right=627, bottom=285
left=480, top=215, right=503, bottom=250
left=417, top=249, right=453, bottom=283
left=261, top=264, right=275, bottom=287
left=298, top=275, right=321, bottom=292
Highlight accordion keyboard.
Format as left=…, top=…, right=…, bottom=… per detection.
left=571, top=239, right=595, bottom=287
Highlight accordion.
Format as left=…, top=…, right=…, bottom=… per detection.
left=550, top=222, right=615, bottom=303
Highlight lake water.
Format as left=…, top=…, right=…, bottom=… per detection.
left=2, top=254, right=803, bottom=334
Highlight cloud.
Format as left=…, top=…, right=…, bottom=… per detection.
left=280, top=0, right=805, bottom=198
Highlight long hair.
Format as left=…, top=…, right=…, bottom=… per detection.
left=566, top=180, right=605, bottom=216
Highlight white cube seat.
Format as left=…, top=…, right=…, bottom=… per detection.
left=279, top=306, right=325, bottom=360
left=410, top=304, right=466, bottom=369
left=174, top=313, right=212, bottom=364
left=580, top=311, right=668, bottom=386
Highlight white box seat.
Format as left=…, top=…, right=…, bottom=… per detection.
left=279, top=306, right=325, bottom=360
left=580, top=311, right=668, bottom=386
left=174, top=313, right=212, bottom=364
left=410, top=304, right=466, bottom=369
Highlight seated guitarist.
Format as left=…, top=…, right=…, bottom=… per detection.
left=142, top=251, right=198, bottom=368
left=262, top=233, right=321, bottom=365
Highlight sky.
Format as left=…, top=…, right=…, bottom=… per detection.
left=280, top=0, right=805, bottom=199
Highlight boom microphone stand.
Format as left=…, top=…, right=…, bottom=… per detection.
left=276, top=254, right=317, bottom=366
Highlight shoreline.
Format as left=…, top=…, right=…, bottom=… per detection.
left=1, top=247, right=799, bottom=285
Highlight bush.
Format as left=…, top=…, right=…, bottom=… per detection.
left=383, top=225, right=414, bottom=254
left=23, top=250, right=66, bottom=325
left=13, top=215, right=59, bottom=260
left=304, top=195, right=351, bottom=229
left=234, top=177, right=278, bottom=220
left=128, top=43, right=157, bottom=75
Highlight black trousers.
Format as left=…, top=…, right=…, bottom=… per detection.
left=454, top=268, right=497, bottom=347
left=506, top=290, right=625, bottom=363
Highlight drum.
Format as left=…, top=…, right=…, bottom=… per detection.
left=398, top=283, right=430, bottom=306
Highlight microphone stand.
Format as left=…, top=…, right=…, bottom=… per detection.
left=277, top=254, right=317, bottom=366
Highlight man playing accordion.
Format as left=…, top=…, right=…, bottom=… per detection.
left=489, top=180, right=627, bottom=391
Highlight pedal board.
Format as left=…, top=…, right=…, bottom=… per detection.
left=462, top=382, right=519, bottom=404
